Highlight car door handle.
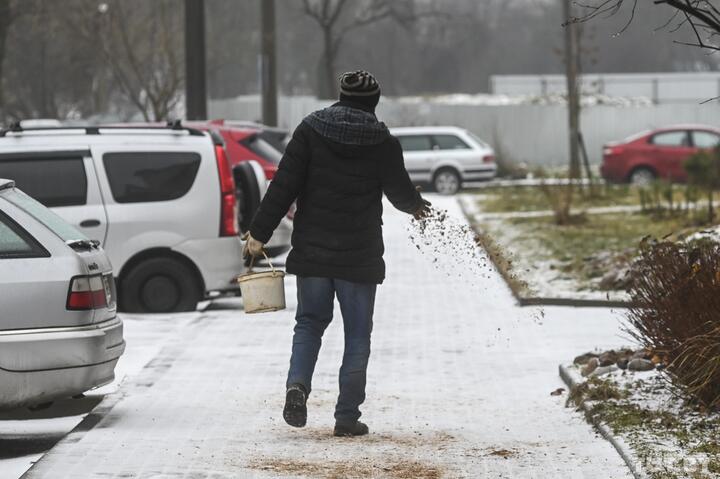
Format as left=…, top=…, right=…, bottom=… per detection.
left=79, top=219, right=101, bottom=228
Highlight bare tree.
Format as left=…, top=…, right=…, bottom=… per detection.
left=300, top=0, right=428, bottom=98
left=569, top=0, right=720, bottom=52
left=68, top=0, right=184, bottom=121
left=0, top=0, right=17, bottom=119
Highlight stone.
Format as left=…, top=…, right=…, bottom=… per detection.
left=616, top=358, right=629, bottom=370
left=628, top=358, right=655, bottom=372
left=590, top=365, right=618, bottom=377
left=574, top=352, right=599, bottom=366
left=581, top=357, right=599, bottom=377
left=632, top=349, right=653, bottom=360
left=598, top=351, right=619, bottom=367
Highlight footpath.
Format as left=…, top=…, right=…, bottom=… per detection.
left=23, top=195, right=632, bottom=478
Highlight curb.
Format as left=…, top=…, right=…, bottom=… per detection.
left=21, top=315, right=212, bottom=479
left=558, top=363, right=648, bottom=479
left=457, top=197, right=633, bottom=309
left=519, top=297, right=633, bottom=308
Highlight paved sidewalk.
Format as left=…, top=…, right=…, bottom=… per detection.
left=23, top=196, right=632, bottom=478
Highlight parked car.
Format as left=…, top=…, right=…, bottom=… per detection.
left=601, top=125, right=720, bottom=185
left=0, top=179, right=125, bottom=409
left=169, top=121, right=292, bottom=258
left=390, top=126, right=496, bottom=195
left=0, top=123, right=246, bottom=313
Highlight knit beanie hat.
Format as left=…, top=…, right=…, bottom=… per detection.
left=339, top=70, right=381, bottom=110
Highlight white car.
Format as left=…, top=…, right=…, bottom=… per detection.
left=390, top=126, right=497, bottom=195
left=0, top=123, right=247, bottom=313
left=0, top=179, right=124, bottom=409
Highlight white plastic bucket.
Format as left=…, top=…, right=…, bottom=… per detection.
left=237, top=252, right=286, bottom=314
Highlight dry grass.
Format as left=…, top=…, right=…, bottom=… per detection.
left=627, top=238, right=720, bottom=409
left=248, top=458, right=442, bottom=479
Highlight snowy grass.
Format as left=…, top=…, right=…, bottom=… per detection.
left=567, top=365, right=720, bottom=479
left=460, top=190, right=712, bottom=301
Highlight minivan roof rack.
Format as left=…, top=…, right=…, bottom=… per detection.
left=0, top=121, right=205, bottom=138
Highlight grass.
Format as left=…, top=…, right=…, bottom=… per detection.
left=568, top=372, right=720, bottom=479
left=471, top=184, right=638, bottom=213
left=510, top=212, right=691, bottom=283
left=470, top=183, right=720, bottom=214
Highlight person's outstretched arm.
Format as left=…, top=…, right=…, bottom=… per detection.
left=248, top=124, right=310, bottom=245
left=380, top=138, right=431, bottom=218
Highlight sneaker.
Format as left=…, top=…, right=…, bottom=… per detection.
left=283, top=384, right=307, bottom=428
left=333, top=420, right=369, bottom=437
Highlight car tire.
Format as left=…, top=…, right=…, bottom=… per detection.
left=629, top=167, right=656, bottom=186
left=234, top=162, right=262, bottom=233
left=433, top=168, right=461, bottom=195
left=119, top=257, right=201, bottom=313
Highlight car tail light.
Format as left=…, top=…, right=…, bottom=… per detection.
left=215, top=144, right=239, bottom=237
left=67, top=275, right=107, bottom=310
left=603, top=146, right=621, bottom=156
left=482, top=155, right=496, bottom=163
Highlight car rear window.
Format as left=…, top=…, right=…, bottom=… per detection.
left=433, top=135, right=471, bottom=150
left=103, top=152, right=201, bottom=203
left=241, top=136, right=282, bottom=165
left=0, top=156, right=87, bottom=207
left=397, top=135, right=433, bottom=152
left=0, top=210, right=49, bottom=258
left=3, top=189, right=88, bottom=242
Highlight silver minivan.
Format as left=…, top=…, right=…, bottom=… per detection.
left=0, top=179, right=124, bottom=410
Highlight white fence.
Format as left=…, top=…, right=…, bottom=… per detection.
left=492, top=73, right=720, bottom=104
left=209, top=95, right=720, bottom=167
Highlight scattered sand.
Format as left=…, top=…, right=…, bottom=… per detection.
left=248, top=457, right=443, bottom=479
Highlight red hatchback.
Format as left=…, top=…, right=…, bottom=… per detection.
left=601, top=125, right=720, bottom=184
left=186, top=120, right=286, bottom=180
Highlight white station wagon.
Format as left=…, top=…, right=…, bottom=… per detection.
left=390, top=126, right=497, bottom=195
left=0, top=179, right=124, bottom=409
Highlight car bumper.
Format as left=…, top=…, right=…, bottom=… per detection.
left=173, top=236, right=244, bottom=293
left=0, top=316, right=125, bottom=409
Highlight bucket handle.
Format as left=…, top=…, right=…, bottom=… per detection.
left=248, top=250, right=280, bottom=276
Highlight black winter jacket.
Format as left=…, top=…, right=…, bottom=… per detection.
left=249, top=100, right=422, bottom=284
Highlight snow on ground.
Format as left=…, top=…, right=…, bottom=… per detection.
left=458, top=194, right=632, bottom=303
left=0, top=313, right=197, bottom=479
left=18, top=195, right=633, bottom=478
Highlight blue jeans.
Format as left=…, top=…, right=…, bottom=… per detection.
left=286, top=276, right=377, bottom=424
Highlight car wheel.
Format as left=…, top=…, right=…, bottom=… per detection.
left=629, top=167, right=656, bottom=186
left=234, top=162, right=262, bottom=233
left=433, top=169, right=461, bottom=195
left=119, top=257, right=201, bottom=313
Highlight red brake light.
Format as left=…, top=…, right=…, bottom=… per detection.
left=215, top=144, right=239, bottom=237
left=67, top=275, right=107, bottom=310
left=483, top=155, right=495, bottom=164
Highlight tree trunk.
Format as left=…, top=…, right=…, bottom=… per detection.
left=0, top=0, right=13, bottom=118
left=317, top=25, right=337, bottom=99
left=563, top=0, right=581, bottom=180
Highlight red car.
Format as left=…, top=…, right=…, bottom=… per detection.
left=601, top=125, right=720, bottom=184
left=188, top=120, right=286, bottom=180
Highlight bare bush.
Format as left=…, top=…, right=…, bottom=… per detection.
left=626, top=238, right=720, bottom=409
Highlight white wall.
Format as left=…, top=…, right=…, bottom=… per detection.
left=209, top=95, right=720, bottom=167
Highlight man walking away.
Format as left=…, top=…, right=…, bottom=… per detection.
left=243, top=70, right=430, bottom=437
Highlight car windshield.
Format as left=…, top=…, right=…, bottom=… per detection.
left=2, top=188, right=88, bottom=242
left=243, top=136, right=282, bottom=165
